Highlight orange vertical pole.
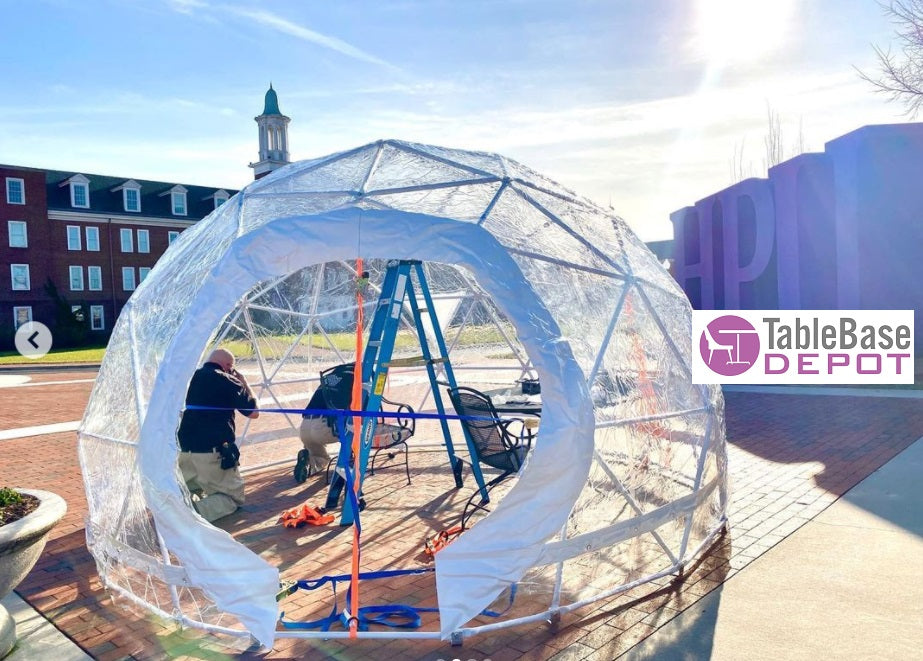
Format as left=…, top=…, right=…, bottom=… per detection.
left=349, top=258, right=364, bottom=638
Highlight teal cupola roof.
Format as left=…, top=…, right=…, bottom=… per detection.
left=262, top=83, right=281, bottom=115
left=251, top=82, right=291, bottom=179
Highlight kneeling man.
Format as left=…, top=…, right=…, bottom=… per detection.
left=177, top=348, right=259, bottom=522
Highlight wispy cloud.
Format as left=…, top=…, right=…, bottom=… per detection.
left=162, top=1, right=400, bottom=71
left=226, top=7, right=400, bottom=72
left=166, top=0, right=209, bottom=15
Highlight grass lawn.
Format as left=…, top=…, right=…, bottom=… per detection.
left=0, top=325, right=512, bottom=367
left=222, top=324, right=512, bottom=358
left=0, top=345, right=107, bottom=365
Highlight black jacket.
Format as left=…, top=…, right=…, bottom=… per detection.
left=177, top=362, right=257, bottom=452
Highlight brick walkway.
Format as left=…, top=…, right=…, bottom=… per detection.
left=0, top=373, right=95, bottom=430
left=2, top=373, right=922, bottom=660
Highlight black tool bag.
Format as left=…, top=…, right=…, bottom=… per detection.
left=219, top=441, right=241, bottom=470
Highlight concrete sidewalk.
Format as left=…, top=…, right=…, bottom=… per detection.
left=625, top=435, right=923, bottom=660
left=1, top=592, right=90, bottom=661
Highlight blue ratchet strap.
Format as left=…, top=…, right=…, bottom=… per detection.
left=186, top=403, right=505, bottom=424
left=279, top=570, right=514, bottom=629
left=294, top=567, right=434, bottom=590
left=279, top=578, right=343, bottom=631
left=359, top=604, right=437, bottom=628
left=480, top=583, right=518, bottom=617
left=344, top=583, right=440, bottom=631
left=279, top=568, right=439, bottom=631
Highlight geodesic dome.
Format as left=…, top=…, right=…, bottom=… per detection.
left=78, top=139, right=727, bottom=647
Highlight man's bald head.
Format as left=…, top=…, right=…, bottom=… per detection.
left=209, top=348, right=235, bottom=372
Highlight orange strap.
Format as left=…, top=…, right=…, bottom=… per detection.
left=349, top=257, right=365, bottom=638
left=423, top=526, right=464, bottom=556
left=280, top=504, right=334, bottom=527
left=625, top=296, right=671, bottom=443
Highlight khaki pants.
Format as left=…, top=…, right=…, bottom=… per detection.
left=179, top=450, right=245, bottom=522
left=298, top=417, right=340, bottom=474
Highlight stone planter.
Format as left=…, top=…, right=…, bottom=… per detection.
left=0, top=489, right=67, bottom=659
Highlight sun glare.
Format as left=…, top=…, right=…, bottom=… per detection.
left=693, top=0, right=796, bottom=65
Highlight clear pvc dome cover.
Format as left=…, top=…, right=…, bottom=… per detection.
left=78, top=139, right=727, bottom=646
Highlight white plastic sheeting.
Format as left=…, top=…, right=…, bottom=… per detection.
left=78, top=139, right=727, bottom=646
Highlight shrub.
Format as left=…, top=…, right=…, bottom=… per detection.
left=0, top=487, right=22, bottom=508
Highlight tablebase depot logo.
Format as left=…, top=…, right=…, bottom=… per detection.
left=692, top=310, right=914, bottom=385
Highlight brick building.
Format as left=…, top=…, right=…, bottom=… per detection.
left=1, top=84, right=290, bottom=348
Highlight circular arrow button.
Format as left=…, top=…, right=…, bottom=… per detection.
left=15, top=321, right=53, bottom=359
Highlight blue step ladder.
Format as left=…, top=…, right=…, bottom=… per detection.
left=331, top=259, right=489, bottom=526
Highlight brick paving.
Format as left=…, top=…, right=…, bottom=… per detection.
left=2, top=372, right=922, bottom=660
left=0, top=369, right=96, bottom=430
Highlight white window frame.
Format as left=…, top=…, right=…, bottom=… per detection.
left=8, top=221, right=27, bottom=248
left=69, top=265, right=84, bottom=291
left=13, top=306, right=32, bottom=329
left=139, top=266, right=151, bottom=283
left=11, top=264, right=30, bottom=291
left=6, top=178, right=24, bottom=205
left=123, top=187, right=141, bottom=212
left=137, top=229, right=150, bottom=253
left=70, top=182, right=90, bottom=208
left=168, top=230, right=180, bottom=245
left=88, top=265, right=102, bottom=291
left=214, top=190, right=229, bottom=209
left=71, top=305, right=85, bottom=323
left=120, top=227, right=133, bottom=252
left=171, top=190, right=187, bottom=216
left=67, top=225, right=82, bottom=251
left=90, top=305, right=105, bottom=331
left=122, top=267, right=136, bottom=292
left=85, top=226, right=100, bottom=252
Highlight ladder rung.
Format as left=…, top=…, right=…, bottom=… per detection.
left=384, top=356, right=448, bottom=368
left=385, top=356, right=428, bottom=368
left=418, top=307, right=429, bottom=314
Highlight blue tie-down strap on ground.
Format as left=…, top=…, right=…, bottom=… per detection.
left=278, top=567, right=438, bottom=631
left=278, top=569, right=518, bottom=631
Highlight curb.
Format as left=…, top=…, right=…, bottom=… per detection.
left=0, top=364, right=100, bottom=373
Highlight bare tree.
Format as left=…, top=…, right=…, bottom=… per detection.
left=729, top=104, right=809, bottom=185
left=859, top=1, right=923, bottom=116
left=729, top=138, right=753, bottom=183
left=762, top=104, right=784, bottom=170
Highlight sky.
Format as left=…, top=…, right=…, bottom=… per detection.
left=0, top=0, right=914, bottom=241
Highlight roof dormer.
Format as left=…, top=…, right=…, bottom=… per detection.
left=59, top=174, right=91, bottom=209
left=111, top=179, right=142, bottom=213
left=159, top=184, right=188, bottom=216
left=205, top=189, right=230, bottom=209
